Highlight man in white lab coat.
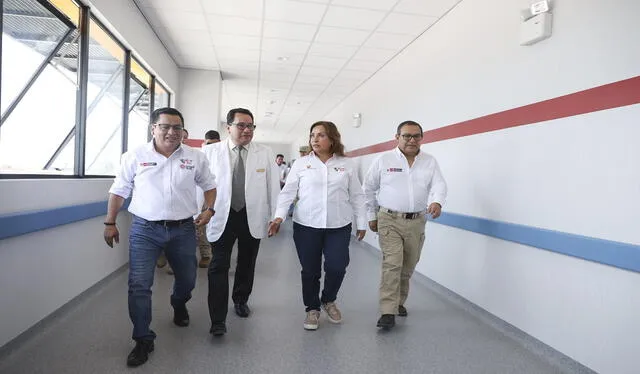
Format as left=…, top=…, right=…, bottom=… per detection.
left=202, top=108, right=280, bottom=336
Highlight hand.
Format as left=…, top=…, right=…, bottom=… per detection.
left=104, top=225, right=120, bottom=248
left=427, top=203, right=442, bottom=219
left=268, top=218, right=283, bottom=237
left=194, top=209, right=214, bottom=226
left=356, top=230, right=366, bottom=241
left=368, top=220, right=378, bottom=233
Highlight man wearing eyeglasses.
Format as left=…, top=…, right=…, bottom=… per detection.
left=103, top=107, right=217, bottom=367
left=202, top=108, right=280, bottom=336
left=363, top=120, right=447, bottom=330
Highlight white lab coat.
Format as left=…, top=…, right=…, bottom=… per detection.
left=203, top=138, right=280, bottom=242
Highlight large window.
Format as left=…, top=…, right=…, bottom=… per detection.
left=83, top=18, right=125, bottom=175
left=0, top=0, right=173, bottom=177
left=0, top=0, right=79, bottom=174
left=154, top=81, right=169, bottom=110
left=128, top=58, right=151, bottom=151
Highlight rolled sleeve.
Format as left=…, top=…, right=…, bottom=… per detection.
left=108, top=152, right=136, bottom=199
left=274, top=160, right=300, bottom=220
left=196, top=155, right=217, bottom=192
left=428, top=159, right=447, bottom=206
left=348, top=165, right=367, bottom=231
left=363, top=157, right=381, bottom=221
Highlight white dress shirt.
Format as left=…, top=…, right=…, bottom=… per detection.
left=363, top=147, right=447, bottom=221
left=274, top=152, right=367, bottom=230
left=278, top=163, right=288, bottom=184
left=109, top=141, right=217, bottom=221
left=228, top=139, right=248, bottom=172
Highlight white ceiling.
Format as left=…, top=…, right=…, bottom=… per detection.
left=134, top=0, right=459, bottom=142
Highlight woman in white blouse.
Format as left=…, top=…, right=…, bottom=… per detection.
left=268, top=121, right=367, bottom=331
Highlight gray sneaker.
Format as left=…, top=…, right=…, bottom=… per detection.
left=322, top=302, right=342, bottom=323
left=304, top=310, right=320, bottom=330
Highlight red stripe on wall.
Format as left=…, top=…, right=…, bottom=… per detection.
left=346, top=75, right=640, bottom=157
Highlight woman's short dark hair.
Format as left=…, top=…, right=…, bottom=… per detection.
left=309, top=121, right=345, bottom=157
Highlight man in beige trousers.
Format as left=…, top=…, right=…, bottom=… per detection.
left=363, top=120, right=447, bottom=330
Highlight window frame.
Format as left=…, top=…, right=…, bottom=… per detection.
left=0, top=0, right=173, bottom=179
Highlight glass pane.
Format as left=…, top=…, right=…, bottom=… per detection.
left=154, top=83, right=169, bottom=110
left=84, top=19, right=125, bottom=176
left=127, top=76, right=150, bottom=151
left=1, top=0, right=75, bottom=115
left=131, top=58, right=151, bottom=88
left=0, top=0, right=79, bottom=174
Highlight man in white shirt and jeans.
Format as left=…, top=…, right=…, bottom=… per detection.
left=364, top=120, right=447, bottom=330
left=103, top=108, right=217, bottom=367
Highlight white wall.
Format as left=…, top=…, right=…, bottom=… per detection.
left=320, top=1, right=640, bottom=373
left=177, top=68, right=222, bottom=140
left=86, top=0, right=179, bottom=92
left=258, top=142, right=292, bottom=163
left=0, top=179, right=129, bottom=348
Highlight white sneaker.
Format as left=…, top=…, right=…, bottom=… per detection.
left=322, top=302, right=342, bottom=324
left=304, top=310, right=320, bottom=330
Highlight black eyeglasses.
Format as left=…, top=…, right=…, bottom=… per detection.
left=231, top=122, right=256, bottom=131
left=400, top=133, right=422, bottom=141
left=155, top=124, right=184, bottom=132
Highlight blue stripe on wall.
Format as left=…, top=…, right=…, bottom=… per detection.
left=432, top=212, right=640, bottom=273
left=0, top=200, right=129, bottom=240
left=2, top=201, right=639, bottom=273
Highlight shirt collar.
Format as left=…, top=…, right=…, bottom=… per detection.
left=228, top=139, right=251, bottom=152
left=147, top=140, right=184, bottom=157
left=394, top=146, right=421, bottom=161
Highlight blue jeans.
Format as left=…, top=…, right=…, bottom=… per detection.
left=128, top=215, right=197, bottom=341
left=292, top=223, right=351, bottom=312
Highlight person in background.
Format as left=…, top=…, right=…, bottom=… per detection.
left=363, top=120, right=447, bottom=330
left=195, top=129, right=222, bottom=268
left=103, top=107, right=217, bottom=367
left=182, top=128, right=189, bottom=142
left=299, top=145, right=310, bottom=157
left=203, top=130, right=220, bottom=146
left=203, top=108, right=280, bottom=337
left=276, top=154, right=287, bottom=188
left=268, top=121, right=366, bottom=331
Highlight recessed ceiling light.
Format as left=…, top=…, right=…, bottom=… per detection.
left=265, top=111, right=275, bottom=116
left=266, top=100, right=276, bottom=105
left=276, top=56, right=289, bottom=62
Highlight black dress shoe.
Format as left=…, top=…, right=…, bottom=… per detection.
left=173, top=304, right=190, bottom=327
left=234, top=303, right=251, bottom=318
left=376, top=314, right=395, bottom=329
left=210, top=322, right=227, bottom=336
left=398, top=305, right=408, bottom=317
left=127, top=339, right=154, bottom=367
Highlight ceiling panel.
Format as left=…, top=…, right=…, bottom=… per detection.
left=307, top=43, right=358, bottom=59
left=134, top=0, right=454, bottom=142
left=322, top=6, right=386, bottom=31
left=261, top=38, right=310, bottom=55
left=263, top=21, right=317, bottom=42
left=394, top=0, right=459, bottom=17
left=206, top=14, right=263, bottom=37
left=364, top=32, right=415, bottom=49
left=201, top=0, right=264, bottom=18
left=377, top=13, right=437, bottom=35
left=314, top=27, right=369, bottom=46
left=265, top=0, right=327, bottom=25
left=330, top=0, right=397, bottom=11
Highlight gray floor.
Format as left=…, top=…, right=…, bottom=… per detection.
left=0, top=222, right=578, bottom=374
